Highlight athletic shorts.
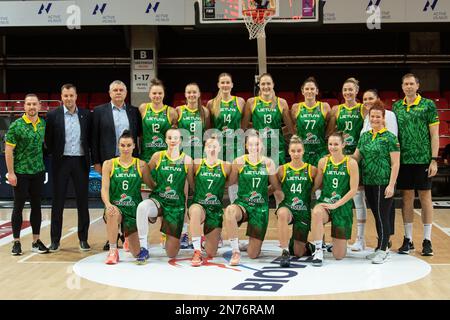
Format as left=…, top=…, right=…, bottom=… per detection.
left=103, top=207, right=137, bottom=237
left=275, top=204, right=310, bottom=243
left=189, top=202, right=224, bottom=235
left=397, top=164, right=432, bottom=190
left=234, top=198, right=269, bottom=241
left=316, top=200, right=353, bottom=240
left=151, top=195, right=185, bottom=239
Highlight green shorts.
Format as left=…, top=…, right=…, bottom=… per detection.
left=317, top=200, right=353, bottom=240
left=152, top=195, right=185, bottom=239
left=276, top=203, right=311, bottom=243
left=189, top=202, right=224, bottom=235
left=234, top=198, right=269, bottom=241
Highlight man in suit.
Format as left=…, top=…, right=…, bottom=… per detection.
left=91, top=80, right=141, bottom=250
left=92, top=80, right=141, bottom=174
left=45, top=83, right=91, bottom=252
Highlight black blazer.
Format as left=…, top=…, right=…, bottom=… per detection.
left=91, top=103, right=141, bottom=165
left=44, top=106, right=91, bottom=168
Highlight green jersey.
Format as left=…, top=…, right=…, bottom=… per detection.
left=109, top=157, right=143, bottom=218
left=151, top=151, right=187, bottom=206
left=295, top=102, right=328, bottom=166
left=279, top=163, right=313, bottom=213
left=236, top=155, right=269, bottom=207
left=5, top=115, right=45, bottom=174
left=211, top=96, right=243, bottom=161
left=141, top=103, right=172, bottom=162
left=393, top=95, right=439, bottom=164
left=358, top=128, right=400, bottom=185
left=251, top=97, right=286, bottom=165
left=319, top=156, right=351, bottom=205
left=192, top=159, right=226, bottom=210
left=336, top=103, right=364, bottom=154
left=178, top=105, right=204, bottom=159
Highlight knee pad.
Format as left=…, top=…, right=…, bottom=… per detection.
left=228, top=184, right=238, bottom=204
left=137, top=199, right=159, bottom=223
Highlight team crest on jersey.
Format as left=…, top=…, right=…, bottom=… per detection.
left=161, top=187, right=179, bottom=200
left=304, top=132, right=319, bottom=144
left=147, top=136, right=165, bottom=148
left=248, top=191, right=264, bottom=204
left=324, top=192, right=341, bottom=204
left=114, top=193, right=135, bottom=207
left=343, top=134, right=354, bottom=145
left=290, top=197, right=307, bottom=211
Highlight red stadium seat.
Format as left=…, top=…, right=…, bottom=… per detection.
left=438, top=110, right=450, bottom=122
left=439, top=121, right=449, bottom=135
left=379, top=91, right=399, bottom=100
left=322, top=98, right=339, bottom=107
left=443, top=90, right=450, bottom=103
left=278, top=91, right=296, bottom=106
left=0, top=93, right=8, bottom=100
left=434, top=98, right=448, bottom=109
left=235, top=91, right=253, bottom=101
left=89, top=92, right=110, bottom=104
left=201, top=92, right=213, bottom=106
left=440, top=136, right=450, bottom=149
left=422, top=91, right=441, bottom=99
left=9, top=92, right=27, bottom=101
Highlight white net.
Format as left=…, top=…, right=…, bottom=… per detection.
left=242, top=9, right=275, bottom=40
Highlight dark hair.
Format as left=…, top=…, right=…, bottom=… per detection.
left=119, top=129, right=134, bottom=143
left=61, top=83, right=77, bottom=93
left=363, top=89, right=379, bottom=98
left=24, top=93, right=39, bottom=101
left=185, top=82, right=206, bottom=126
left=149, top=78, right=165, bottom=92
left=402, top=73, right=420, bottom=84
left=369, top=100, right=386, bottom=117
left=329, top=131, right=345, bottom=143
left=301, top=77, right=319, bottom=91
left=258, top=73, right=277, bottom=109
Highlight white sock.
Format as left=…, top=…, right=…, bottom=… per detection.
left=314, top=240, right=323, bottom=251
left=109, top=243, right=117, bottom=250
left=182, top=223, right=188, bottom=234
left=404, top=223, right=413, bottom=240
left=230, top=238, right=240, bottom=252
left=354, top=191, right=367, bottom=240
left=192, top=236, right=202, bottom=251
left=228, top=184, right=238, bottom=204
left=423, top=224, right=432, bottom=240
left=281, top=247, right=289, bottom=253
left=357, top=223, right=366, bottom=240
left=315, top=189, right=322, bottom=200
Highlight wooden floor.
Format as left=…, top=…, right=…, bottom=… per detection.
left=0, top=206, right=449, bottom=300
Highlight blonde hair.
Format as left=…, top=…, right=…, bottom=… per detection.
left=289, top=135, right=303, bottom=146
left=343, top=77, right=359, bottom=91
left=211, top=73, right=232, bottom=118
left=185, top=82, right=206, bottom=125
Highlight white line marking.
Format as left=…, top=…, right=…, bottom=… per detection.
left=413, top=209, right=450, bottom=237
left=17, top=216, right=103, bottom=263
left=429, top=264, right=450, bottom=266
left=0, top=221, right=51, bottom=247
left=18, top=261, right=75, bottom=264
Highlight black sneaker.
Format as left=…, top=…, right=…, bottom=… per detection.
left=79, top=241, right=91, bottom=252
left=32, top=239, right=49, bottom=254
left=421, top=239, right=433, bottom=256
left=304, top=242, right=315, bottom=257
left=398, top=237, right=414, bottom=254
left=103, top=240, right=110, bottom=251
left=280, top=249, right=290, bottom=268
left=288, top=237, right=295, bottom=256
left=49, top=242, right=60, bottom=252
left=11, top=241, right=22, bottom=256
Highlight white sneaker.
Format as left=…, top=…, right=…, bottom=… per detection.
left=366, top=250, right=379, bottom=260
left=239, top=241, right=248, bottom=252
left=218, top=235, right=223, bottom=248
left=372, top=250, right=388, bottom=264
left=350, top=238, right=365, bottom=252
left=311, top=250, right=323, bottom=267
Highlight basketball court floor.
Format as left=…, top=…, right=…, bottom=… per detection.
left=0, top=206, right=449, bottom=300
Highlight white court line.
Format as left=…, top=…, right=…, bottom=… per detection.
left=17, top=215, right=104, bottom=263
left=0, top=220, right=51, bottom=247
left=19, top=261, right=75, bottom=264
left=414, top=209, right=450, bottom=237
left=429, top=264, right=450, bottom=266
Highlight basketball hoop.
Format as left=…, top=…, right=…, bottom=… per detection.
left=242, top=8, right=275, bottom=40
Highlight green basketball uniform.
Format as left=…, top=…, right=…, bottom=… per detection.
left=178, top=105, right=204, bottom=160
left=151, top=151, right=188, bottom=238
left=108, top=158, right=143, bottom=236
left=234, top=155, right=269, bottom=240
left=393, top=95, right=439, bottom=164
left=277, top=163, right=314, bottom=243
left=211, top=96, right=244, bottom=162
left=192, top=159, right=227, bottom=234
left=141, top=103, right=172, bottom=162
left=295, top=102, right=328, bottom=166
left=357, top=128, right=400, bottom=185
left=251, top=97, right=286, bottom=165
left=317, top=155, right=353, bottom=239
left=336, top=103, right=364, bottom=155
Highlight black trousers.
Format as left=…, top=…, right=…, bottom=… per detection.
left=365, top=185, right=394, bottom=251
left=11, top=171, right=45, bottom=239
left=51, top=156, right=90, bottom=243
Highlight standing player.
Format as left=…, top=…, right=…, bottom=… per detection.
left=207, top=73, right=245, bottom=204
left=242, top=73, right=295, bottom=166
left=275, top=135, right=317, bottom=267
left=188, top=136, right=231, bottom=266
left=135, top=128, right=194, bottom=264
left=101, top=130, right=152, bottom=264
left=327, top=78, right=367, bottom=251
left=309, top=132, right=359, bottom=266
left=139, top=79, right=178, bottom=162
left=393, top=73, right=440, bottom=256
left=291, top=77, right=331, bottom=167
left=223, top=131, right=280, bottom=266
left=176, top=83, right=210, bottom=248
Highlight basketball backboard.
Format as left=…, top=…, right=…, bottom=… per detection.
left=199, top=0, right=319, bottom=24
